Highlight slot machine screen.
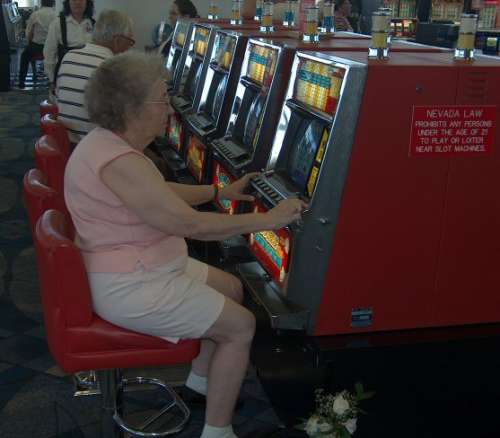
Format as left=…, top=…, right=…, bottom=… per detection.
left=202, top=33, right=236, bottom=121
left=184, top=60, right=203, bottom=100
left=286, top=118, right=329, bottom=198
left=242, top=93, right=266, bottom=149
left=175, top=22, right=188, bottom=47
left=294, top=60, right=345, bottom=116
left=205, top=74, right=228, bottom=121
left=249, top=201, right=292, bottom=285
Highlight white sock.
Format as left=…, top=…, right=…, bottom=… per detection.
left=200, top=424, right=237, bottom=438
left=185, top=370, right=208, bottom=395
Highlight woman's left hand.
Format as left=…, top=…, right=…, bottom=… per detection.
left=219, top=172, right=259, bottom=202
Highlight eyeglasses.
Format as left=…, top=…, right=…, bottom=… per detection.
left=117, top=34, right=135, bottom=46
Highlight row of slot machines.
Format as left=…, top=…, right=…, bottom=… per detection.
left=162, top=18, right=500, bottom=338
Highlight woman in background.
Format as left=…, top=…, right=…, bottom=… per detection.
left=334, top=0, right=354, bottom=32
left=43, top=0, right=95, bottom=91
left=159, top=0, right=198, bottom=57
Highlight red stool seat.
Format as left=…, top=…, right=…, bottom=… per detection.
left=34, top=210, right=200, bottom=436
left=34, top=135, right=68, bottom=195
left=23, top=168, right=70, bottom=236
left=40, top=114, right=71, bottom=158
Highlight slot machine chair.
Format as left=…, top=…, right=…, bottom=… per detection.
left=40, top=114, right=71, bottom=157
left=23, top=168, right=70, bottom=236
left=34, top=209, right=200, bottom=438
left=39, top=99, right=58, bottom=119
left=34, top=135, right=67, bottom=195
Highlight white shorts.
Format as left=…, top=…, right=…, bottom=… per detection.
left=88, top=255, right=225, bottom=343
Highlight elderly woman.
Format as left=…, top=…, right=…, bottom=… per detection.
left=64, top=52, right=304, bottom=438
left=335, top=0, right=354, bottom=32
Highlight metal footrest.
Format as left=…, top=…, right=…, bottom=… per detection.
left=113, top=377, right=190, bottom=437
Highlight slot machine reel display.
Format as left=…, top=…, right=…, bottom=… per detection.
left=170, top=24, right=216, bottom=114
left=239, top=49, right=500, bottom=337
left=165, top=19, right=193, bottom=94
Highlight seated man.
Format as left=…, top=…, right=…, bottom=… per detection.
left=56, top=9, right=134, bottom=145
left=18, top=0, right=56, bottom=89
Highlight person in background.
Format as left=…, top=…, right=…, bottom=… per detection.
left=18, top=0, right=56, bottom=89
left=335, top=0, right=354, bottom=31
left=158, top=0, right=198, bottom=57
left=56, top=9, right=135, bottom=146
left=242, top=0, right=288, bottom=21
left=43, top=0, right=95, bottom=93
left=64, top=52, right=306, bottom=438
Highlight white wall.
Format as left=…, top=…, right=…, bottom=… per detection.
left=54, top=0, right=234, bottom=51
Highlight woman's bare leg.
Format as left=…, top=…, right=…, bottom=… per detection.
left=191, top=266, right=244, bottom=377
left=202, top=298, right=256, bottom=426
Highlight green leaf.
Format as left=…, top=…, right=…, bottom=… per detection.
left=339, top=426, right=352, bottom=438
left=357, top=390, right=376, bottom=400
left=354, top=382, right=364, bottom=396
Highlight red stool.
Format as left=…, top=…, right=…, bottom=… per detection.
left=34, top=135, right=68, bottom=195
left=34, top=210, right=200, bottom=437
left=23, top=168, right=71, bottom=236
left=40, top=99, right=58, bottom=119
left=40, top=114, right=71, bottom=158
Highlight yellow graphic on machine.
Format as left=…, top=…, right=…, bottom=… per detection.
left=187, top=144, right=203, bottom=181
left=175, top=23, right=187, bottom=46
left=295, top=60, right=344, bottom=115
left=194, top=27, right=210, bottom=56
left=252, top=230, right=290, bottom=282
left=306, top=128, right=329, bottom=197
left=248, top=44, right=277, bottom=85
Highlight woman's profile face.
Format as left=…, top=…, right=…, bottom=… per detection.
left=69, top=0, right=87, bottom=16
left=140, top=78, right=172, bottom=140
left=168, top=3, right=180, bottom=26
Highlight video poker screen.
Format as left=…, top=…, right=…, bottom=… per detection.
left=281, top=116, right=330, bottom=198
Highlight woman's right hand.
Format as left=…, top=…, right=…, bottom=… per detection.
left=266, top=198, right=308, bottom=230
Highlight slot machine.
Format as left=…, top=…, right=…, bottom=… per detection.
left=184, top=37, right=292, bottom=186
left=165, top=19, right=193, bottom=94
left=238, top=50, right=500, bottom=336
left=170, top=23, right=217, bottom=114
left=1, top=0, right=22, bottom=48
left=210, top=38, right=449, bottom=215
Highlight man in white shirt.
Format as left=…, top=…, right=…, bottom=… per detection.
left=56, top=9, right=135, bottom=144
left=43, top=0, right=95, bottom=88
left=18, top=0, right=56, bottom=88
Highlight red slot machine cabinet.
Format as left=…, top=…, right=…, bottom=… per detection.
left=210, top=37, right=449, bottom=215
left=238, top=50, right=500, bottom=336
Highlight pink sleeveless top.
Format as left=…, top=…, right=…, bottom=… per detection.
left=64, top=127, right=187, bottom=273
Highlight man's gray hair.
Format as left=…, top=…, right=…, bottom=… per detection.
left=92, top=9, right=133, bottom=45
left=85, top=52, right=166, bottom=132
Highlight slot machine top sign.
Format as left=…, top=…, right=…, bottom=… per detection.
left=194, top=25, right=211, bottom=57
left=294, top=59, right=345, bottom=116
left=247, top=42, right=279, bottom=86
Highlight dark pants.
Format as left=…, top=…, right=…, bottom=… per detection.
left=19, top=42, right=44, bottom=86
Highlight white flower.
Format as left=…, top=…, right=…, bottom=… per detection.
left=343, top=418, right=358, bottom=434
left=318, top=420, right=333, bottom=433
left=305, top=415, right=320, bottom=435
left=332, top=394, right=350, bottom=416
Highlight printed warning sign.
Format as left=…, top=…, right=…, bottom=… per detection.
left=409, top=105, right=497, bottom=157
